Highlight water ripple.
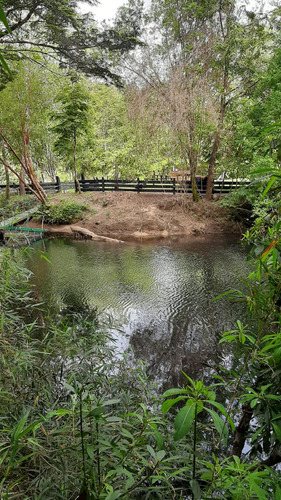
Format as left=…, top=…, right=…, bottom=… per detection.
left=28, top=237, right=250, bottom=382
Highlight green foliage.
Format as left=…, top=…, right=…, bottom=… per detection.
left=220, top=181, right=281, bottom=225
left=38, top=200, right=88, bottom=224
left=0, top=194, right=38, bottom=221
left=0, top=0, right=143, bottom=83
left=0, top=6, right=11, bottom=74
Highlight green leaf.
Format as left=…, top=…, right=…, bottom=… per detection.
left=250, top=398, right=258, bottom=408
left=87, top=445, right=94, bottom=459
left=156, top=450, right=166, bottom=461
left=219, top=334, right=237, bottom=344
left=249, top=476, right=267, bottom=499
left=103, top=398, right=120, bottom=406
left=147, top=445, right=156, bottom=460
left=45, top=409, right=71, bottom=419
left=162, top=396, right=187, bottom=414
left=162, top=388, right=187, bottom=398
left=12, top=411, right=30, bottom=441
left=0, top=7, right=11, bottom=33
left=154, top=429, right=164, bottom=450
left=206, top=409, right=228, bottom=445
left=173, top=401, right=196, bottom=441
left=272, top=422, right=281, bottom=443
left=190, top=479, right=201, bottom=499
left=274, top=485, right=281, bottom=500
left=262, top=176, right=277, bottom=199
left=207, top=401, right=235, bottom=431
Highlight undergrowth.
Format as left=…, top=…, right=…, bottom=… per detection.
left=37, top=200, right=88, bottom=224
left=0, top=194, right=38, bottom=221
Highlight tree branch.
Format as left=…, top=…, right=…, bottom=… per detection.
left=231, top=403, right=254, bottom=458
left=0, top=3, right=40, bottom=40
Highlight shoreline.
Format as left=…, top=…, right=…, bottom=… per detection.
left=26, top=192, right=243, bottom=243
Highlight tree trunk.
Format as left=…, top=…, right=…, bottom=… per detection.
left=205, top=5, right=231, bottom=201
left=188, top=150, right=199, bottom=203
left=73, top=129, right=81, bottom=194
left=205, top=96, right=227, bottom=200
left=5, top=165, right=9, bottom=200
left=19, top=166, right=26, bottom=195
left=1, top=140, right=9, bottom=200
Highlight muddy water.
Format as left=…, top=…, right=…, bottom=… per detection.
left=28, top=236, right=250, bottom=387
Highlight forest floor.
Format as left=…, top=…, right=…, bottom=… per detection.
left=28, top=192, right=242, bottom=242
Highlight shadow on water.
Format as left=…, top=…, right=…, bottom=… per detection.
left=27, top=235, right=251, bottom=388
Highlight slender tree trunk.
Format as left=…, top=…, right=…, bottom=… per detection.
left=205, top=96, right=227, bottom=200
left=0, top=132, right=47, bottom=203
left=1, top=139, right=9, bottom=200
left=19, top=165, right=26, bottom=195
left=73, top=129, right=81, bottom=194
left=206, top=4, right=231, bottom=201
left=188, top=150, right=199, bottom=203
left=5, top=166, right=9, bottom=200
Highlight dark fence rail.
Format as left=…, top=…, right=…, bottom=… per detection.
left=0, top=177, right=74, bottom=194
left=0, top=176, right=250, bottom=195
left=76, top=177, right=249, bottom=194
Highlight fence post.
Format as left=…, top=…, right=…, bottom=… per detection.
left=137, top=178, right=140, bottom=193
left=172, top=177, right=176, bottom=195
left=102, top=177, right=105, bottom=192
left=56, top=176, right=61, bottom=193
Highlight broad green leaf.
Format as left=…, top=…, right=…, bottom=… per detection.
left=206, top=400, right=235, bottom=431
left=147, top=445, right=156, bottom=460
left=190, top=479, right=201, bottom=499
left=162, top=388, right=187, bottom=398
left=105, top=491, right=122, bottom=500
left=156, top=450, right=166, bottom=461
left=162, top=396, right=187, bottom=414
left=154, top=429, right=164, bottom=450
left=87, top=444, right=94, bottom=459
left=274, top=485, right=281, bottom=500
left=249, top=477, right=267, bottom=499
left=0, top=7, right=11, bottom=33
left=87, top=406, right=105, bottom=418
left=173, top=401, right=196, bottom=441
left=103, top=398, right=120, bottom=406
left=206, top=409, right=228, bottom=445
left=272, top=422, right=281, bottom=443
left=262, top=176, right=277, bottom=199
left=45, top=409, right=71, bottom=419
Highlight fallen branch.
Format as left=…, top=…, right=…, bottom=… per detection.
left=43, top=225, right=124, bottom=243
left=70, top=225, right=124, bottom=243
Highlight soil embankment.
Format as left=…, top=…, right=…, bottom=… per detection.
left=28, top=192, right=241, bottom=242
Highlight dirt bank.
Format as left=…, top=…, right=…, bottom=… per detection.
left=28, top=192, right=242, bottom=241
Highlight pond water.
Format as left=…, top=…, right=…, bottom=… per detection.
left=28, top=236, right=250, bottom=388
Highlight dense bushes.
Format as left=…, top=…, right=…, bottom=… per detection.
left=0, top=194, right=38, bottom=221
left=37, top=200, right=88, bottom=224
left=220, top=181, right=280, bottom=225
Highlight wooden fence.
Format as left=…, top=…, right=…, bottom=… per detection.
left=0, top=176, right=250, bottom=196
left=76, top=176, right=249, bottom=194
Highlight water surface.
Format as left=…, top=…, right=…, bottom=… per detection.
left=28, top=236, right=250, bottom=387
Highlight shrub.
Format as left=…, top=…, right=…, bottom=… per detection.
left=0, top=195, right=38, bottom=221
left=38, top=200, right=88, bottom=224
